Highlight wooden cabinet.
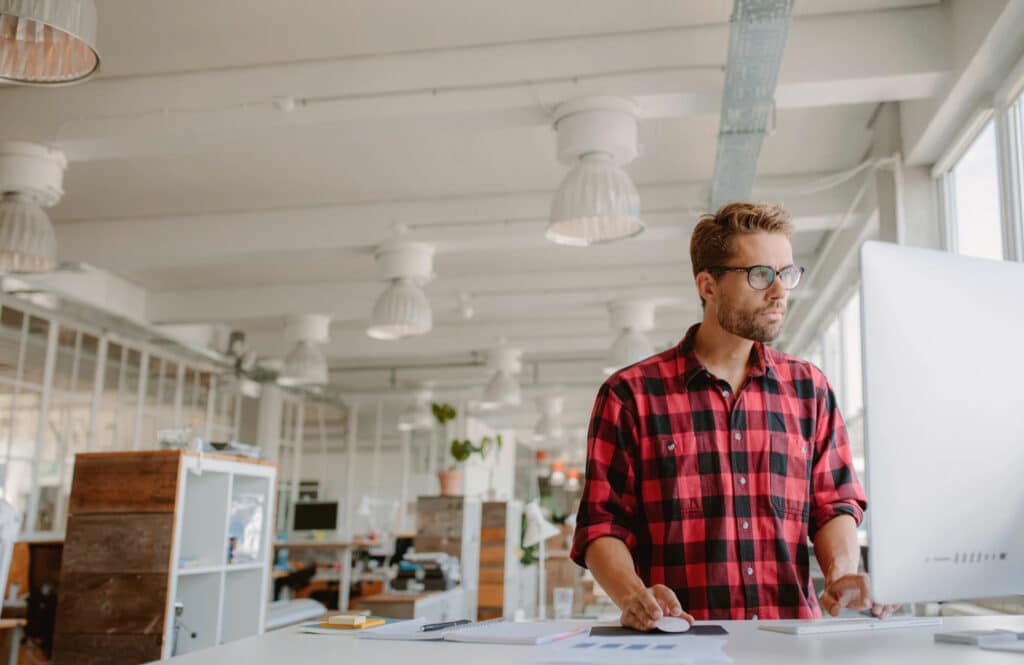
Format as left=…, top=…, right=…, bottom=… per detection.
left=53, top=451, right=276, bottom=664
left=414, top=496, right=481, bottom=620
left=476, top=501, right=522, bottom=620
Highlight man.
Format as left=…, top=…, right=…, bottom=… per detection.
left=570, top=203, right=897, bottom=630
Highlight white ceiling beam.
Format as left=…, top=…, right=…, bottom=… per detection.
left=901, top=0, right=1024, bottom=166
left=56, top=176, right=852, bottom=272
left=147, top=254, right=816, bottom=326
left=1, top=6, right=947, bottom=162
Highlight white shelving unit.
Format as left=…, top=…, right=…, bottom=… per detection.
left=167, top=454, right=277, bottom=658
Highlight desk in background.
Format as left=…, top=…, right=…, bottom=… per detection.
left=273, top=540, right=374, bottom=610
left=0, top=619, right=25, bottom=665
left=148, top=615, right=1024, bottom=665
left=354, top=589, right=465, bottom=621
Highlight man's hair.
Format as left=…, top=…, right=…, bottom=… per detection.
left=690, top=202, right=794, bottom=307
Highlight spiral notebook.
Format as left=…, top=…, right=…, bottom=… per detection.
left=357, top=618, right=588, bottom=645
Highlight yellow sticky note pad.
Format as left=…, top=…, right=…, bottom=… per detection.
left=320, top=617, right=385, bottom=630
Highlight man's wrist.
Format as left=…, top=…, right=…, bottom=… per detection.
left=823, top=560, right=859, bottom=587
left=610, top=576, right=647, bottom=608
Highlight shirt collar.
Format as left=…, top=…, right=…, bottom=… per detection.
left=675, top=323, right=775, bottom=389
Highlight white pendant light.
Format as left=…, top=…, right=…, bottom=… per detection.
left=397, top=387, right=434, bottom=432
left=480, top=344, right=522, bottom=409
left=278, top=314, right=330, bottom=387
left=603, top=300, right=656, bottom=374
left=367, top=240, right=435, bottom=340
left=534, top=394, right=564, bottom=441
left=0, top=0, right=100, bottom=85
left=547, top=97, right=643, bottom=247
left=0, top=142, right=66, bottom=273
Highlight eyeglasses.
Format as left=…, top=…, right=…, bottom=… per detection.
left=707, top=264, right=805, bottom=291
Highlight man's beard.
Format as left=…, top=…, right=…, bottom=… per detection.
left=717, top=299, right=785, bottom=343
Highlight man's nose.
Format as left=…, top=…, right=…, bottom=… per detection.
left=767, top=276, right=787, bottom=299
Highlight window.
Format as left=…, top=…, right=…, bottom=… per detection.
left=797, top=289, right=864, bottom=473
left=0, top=297, right=236, bottom=535
left=949, top=120, right=1004, bottom=259
left=840, top=292, right=863, bottom=419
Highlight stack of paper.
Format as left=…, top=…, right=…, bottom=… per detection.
left=357, top=618, right=587, bottom=645
left=531, top=635, right=732, bottom=665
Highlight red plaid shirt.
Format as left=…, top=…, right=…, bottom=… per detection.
left=571, top=324, right=867, bottom=620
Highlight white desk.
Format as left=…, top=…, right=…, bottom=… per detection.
left=150, top=615, right=1024, bottom=664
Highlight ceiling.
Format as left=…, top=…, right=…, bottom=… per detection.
left=0, top=0, right=958, bottom=445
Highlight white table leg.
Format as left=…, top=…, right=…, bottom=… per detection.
left=339, top=548, right=353, bottom=611
left=8, top=626, right=21, bottom=665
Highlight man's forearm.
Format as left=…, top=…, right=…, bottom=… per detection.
left=812, top=514, right=860, bottom=583
left=584, top=536, right=646, bottom=608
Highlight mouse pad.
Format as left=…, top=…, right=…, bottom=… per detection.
left=589, top=625, right=729, bottom=637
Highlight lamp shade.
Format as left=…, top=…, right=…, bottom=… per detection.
left=397, top=389, right=434, bottom=432
left=547, top=152, right=642, bottom=247
left=367, top=278, right=432, bottom=340
left=481, top=370, right=521, bottom=409
left=0, top=192, right=56, bottom=273
left=549, top=461, right=566, bottom=487
left=566, top=469, right=581, bottom=492
left=0, top=0, right=100, bottom=85
left=603, top=328, right=654, bottom=374
left=522, top=500, right=560, bottom=547
left=278, top=340, right=328, bottom=386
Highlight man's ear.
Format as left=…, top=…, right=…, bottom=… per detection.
left=696, top=272, right=716, bottom=305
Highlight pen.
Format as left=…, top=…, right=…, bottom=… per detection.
left=421, top=619, right=472, bottom=632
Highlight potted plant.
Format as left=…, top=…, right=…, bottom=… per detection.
left=432, top=402, right=503, bottom=496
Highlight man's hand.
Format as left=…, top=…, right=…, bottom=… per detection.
left=619, top=584, right=695, bottom=631
left=820, top=573, right=901, bottom=619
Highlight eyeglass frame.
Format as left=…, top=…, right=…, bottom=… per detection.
left=705, top=264, right=806, bottom=291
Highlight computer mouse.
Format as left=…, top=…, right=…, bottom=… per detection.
left=655, top=616, right=692, bottom=633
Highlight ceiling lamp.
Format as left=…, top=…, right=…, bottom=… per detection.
left=278, top=314, right=330, bottom=387
left=547, top=96, right=643, bottom=247
left=604, top=300, right=656, bottom=374
left=397, top=387, right=434, bottom=432
left=0, top=0, right=100, bottom=85
left=0, top=142, right=66, bottom=273
left=534, top=394, right=564, bottom=441
left=480, top=344, right=523, bottom=409
left=367, top=240, right=435, bottom=340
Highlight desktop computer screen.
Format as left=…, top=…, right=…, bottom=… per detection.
left=293, top=501, right=339, bottom=532
left=859, top=241, right=1024, bottom=605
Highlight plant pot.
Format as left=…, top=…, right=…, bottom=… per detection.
left=437, top=469, right=463, bottom=496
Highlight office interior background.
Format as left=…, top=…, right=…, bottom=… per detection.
left=0, top=0, right=1022, bottom=662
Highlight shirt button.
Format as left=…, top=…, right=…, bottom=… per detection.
left=746, top=567, right=754, bottom=575
left=734, top=433, right=741, bottom=441
left=738, top=477, right=747, bottom=485
left=722, top=390, right=730, bottom=397
left=801, top=445, right=808, bottom=454
left=742, top=521, right=749, bottom=529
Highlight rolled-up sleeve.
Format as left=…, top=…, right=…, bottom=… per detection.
left=808, top=379, right=868, bottom=540
left=570, top=381, right=640, bottom=568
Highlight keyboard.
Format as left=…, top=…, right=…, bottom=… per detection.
left=758, top=616, right=942, bottom=636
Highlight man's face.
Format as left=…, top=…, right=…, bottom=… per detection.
left=710, top=232, right=794, bottom=343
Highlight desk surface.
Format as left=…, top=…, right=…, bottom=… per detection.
left=273, top=541, right=356, bottom=550
left=153, top=615, right=1024, bottom=664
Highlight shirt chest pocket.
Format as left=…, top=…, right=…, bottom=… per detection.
left=649, top=434, right=718, bottom=519
left=769, top=433, right=812, bottom=521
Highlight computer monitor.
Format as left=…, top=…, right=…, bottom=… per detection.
left=292, top=501, right=339, bottom=532
left=860, top=240, right=1024, bottom=604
